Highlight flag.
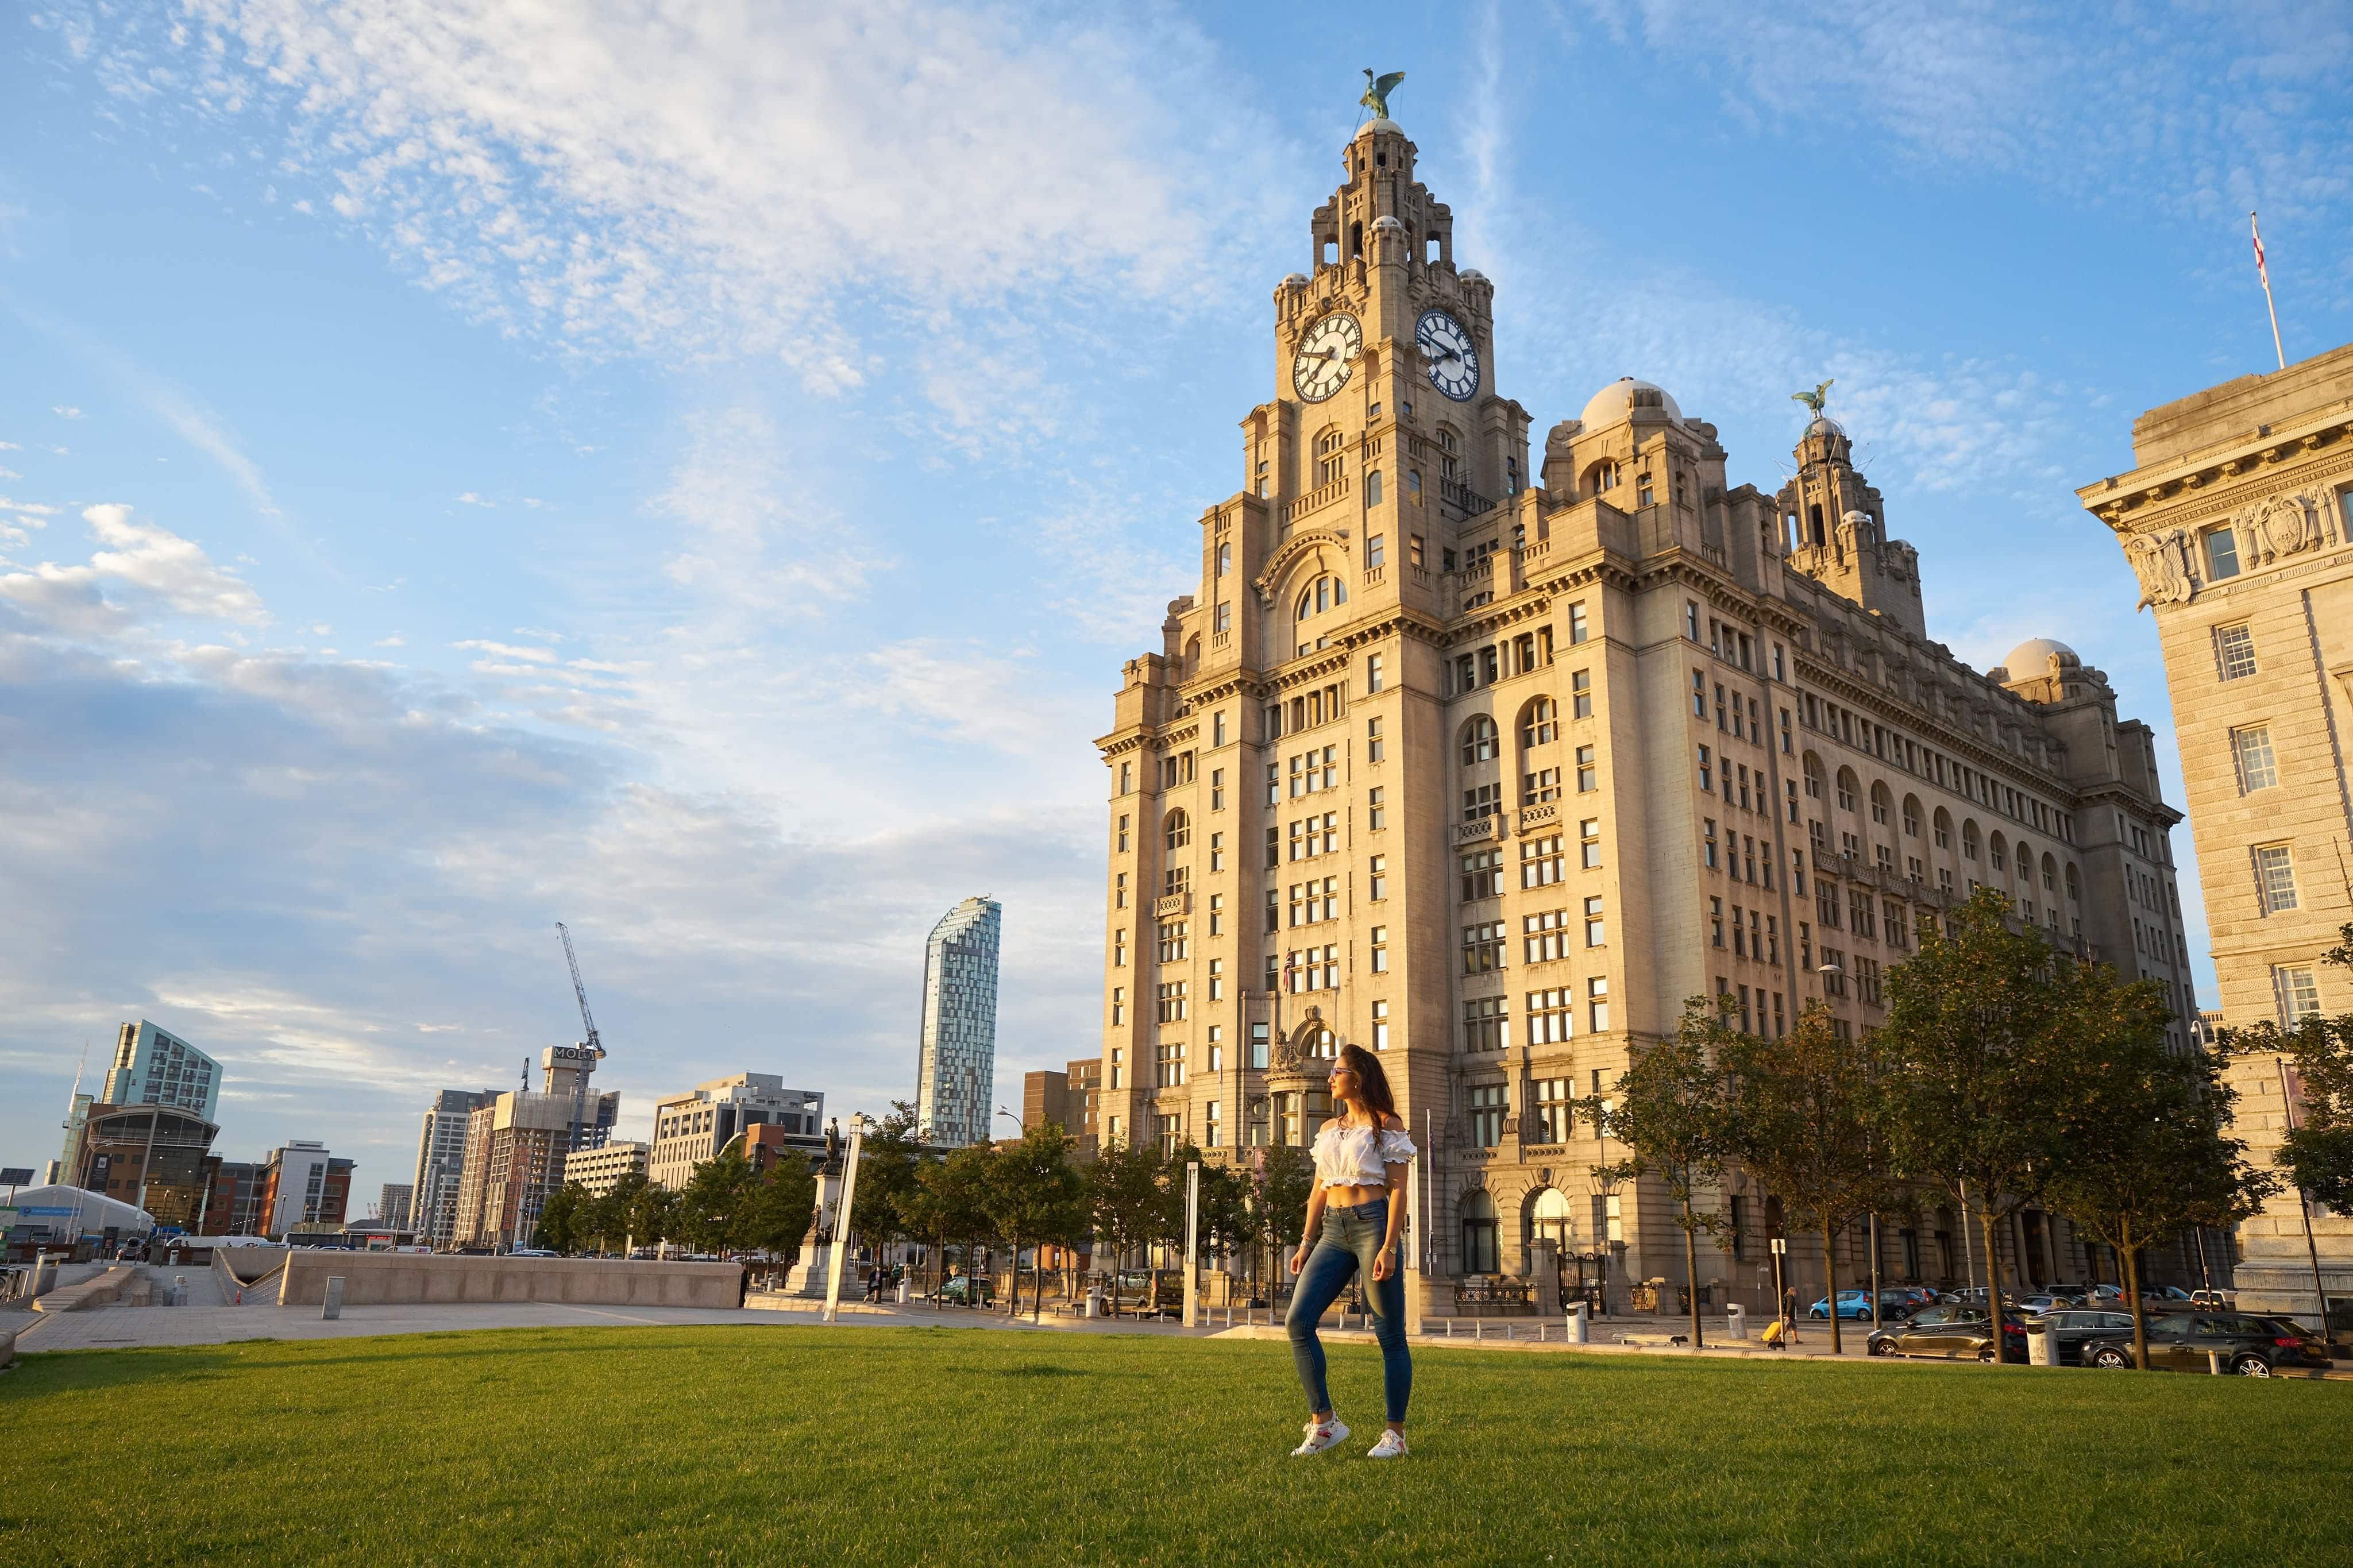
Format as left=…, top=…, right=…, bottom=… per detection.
left=2251, top=210, right=2269, bottom=287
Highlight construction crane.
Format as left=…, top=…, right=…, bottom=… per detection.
left=555, top=922, right=607, bottom=1153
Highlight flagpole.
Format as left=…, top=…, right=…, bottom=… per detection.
left=2252, top=210, right=2286, bottom=372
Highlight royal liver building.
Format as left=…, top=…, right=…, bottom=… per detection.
left=1097, top=106, right=2197, bottom=1310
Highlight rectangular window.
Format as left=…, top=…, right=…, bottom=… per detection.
left=1208, top=831, right=1224, bottom=871
left=1692, top=670, right=1707, bottom=718
left=1532, top=1077, right=1573, bottom=1144
left=1464, top=1001, right=1510, bottom=1056
left=1461, top=921, right=1507, bottom=974
left=1250, top=1021, right=1270, bottom=1071
left=1116, top=815, right=1129, bottom=853
left=1208, top=893, right=1223, bottom=936
left=1208, top=957, right=1223, bottom=1001
left=1461, top=848, right=1504, bottom=901
left=1584, top=895, right=1606, bottom=947
left=1156, top=920, right=1189, bottom=962
left=1368, top=854, right=1387, bottom=901
left=1711, top=895, right=1725, bottom=947
left=1698, top=744, right=1713, bottom=793
left=1205, top=1099, right=1223, bottom=1147
left=1156, top=1040, right=1186, bottom=1088
left=1521, top=833, right=1564, bottom=887
left=2275, top=965, right=2321, bottom=1025
left=1572, top=669, right=1593, bottom=719
left=2214, top=623, right=2258, bottom=681
left=1110, top=987, right=1124, bottom=1025
left=1569, top=602, right=1589, bottom=644
left=2205, top=526, right=2240, bottom=580
left=1523, top=909, right=1568, bottom=964
left=1367, top=534, right=1385, bottom=569
left=1214, top=601, right=1231, bottom=634
left=1579, top=817, right=1601, bottom=868
left=1685, top=601, right=1700, bottom=640
left=1155, top=980, right=1188, bottom=1022
left=1367, top=716, right=1384, bottom=764
left=1523, top=766, right=1562, bottom=805
left=1367, top=652, right=1384, bottom=692
left=2232, top=726, right=2279, bottom=792
left=1463, top=782, right=1502, bottom=822
left=2255, top=844, right=2299, bottom=913
left=1468, top=1081, right=1508, bottom=1144
left=1575, top=745, right=1597, bottom=792
left=1587, top=976, right=1610, bottom=1033
left=1368, top=785, right=1387, bottom=831
left=1704, top=819, right=1719, bottom=869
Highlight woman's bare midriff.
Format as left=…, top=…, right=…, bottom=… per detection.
left=1322, top=1183, right=1388, bottom=1206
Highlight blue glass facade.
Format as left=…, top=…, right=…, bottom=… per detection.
left=915, top=897, right=1002, bottom=1148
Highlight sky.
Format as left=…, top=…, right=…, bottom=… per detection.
left=5, top=1, right=2351, bottom=1202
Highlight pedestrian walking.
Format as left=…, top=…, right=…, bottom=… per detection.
left=1285, top=1044, right=1415, bottom=1460
left=1780, top=1283, right=1803, bottom=1346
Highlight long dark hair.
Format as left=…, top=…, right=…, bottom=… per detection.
left=1336, top=1042, right=1398, bottom=1127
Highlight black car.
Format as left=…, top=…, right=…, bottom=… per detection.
left=1866, top=1304, right=2029, bottom=1362
left=2025, top=1308, right=2138, bottom=1365
left=2080, top=1311, right=2330, bottom=1376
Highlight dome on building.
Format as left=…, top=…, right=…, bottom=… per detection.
left=1355, top=117, right=1402, bottom=138
left=1460, top=268, right=1487, bottom=283
left=1280, top=272, right=1308, bottom=287
left=1806, top=414, right=1847, bottom=439
left=1579, top=377, right=1683, bottom=430
left=1373, top=214, right=1404, bottom=231
left=2003, top=637, right=2079, bottom=674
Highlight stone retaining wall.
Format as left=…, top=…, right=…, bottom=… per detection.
left=276, top=1250, right=745, bottom=1309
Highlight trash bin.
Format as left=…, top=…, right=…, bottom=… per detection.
left=1085, top=1288, right=1102, bottom=1320
left=1726, top=1302, right=1748, bottom=1340
left=895, top=1279, right=910, bottom=1304
left=1568, top=1302, right=1590, bottom=1344
left=2027, top=1322, right=2058, bottom=1366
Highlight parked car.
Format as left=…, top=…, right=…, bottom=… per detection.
left=1866, top=1304, right=2029, bottom=1361
left=934, top=1273, right=995, bottom=1308
left=1808, top=1291, right=1878, bottom=1320
left=2080, top=1311, right=2330, bottom=1375
left=2140, top=1285, right=2195, bottom=1307
left=2017, top=1292, right=2083, bottom=1316
left=2188, top=1288, right=2235, bottom=1309
left=2024, top=1308, right=2138, bottom=1365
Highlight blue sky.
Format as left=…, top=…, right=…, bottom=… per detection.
left=5, top=1, right=2351, bottom=1201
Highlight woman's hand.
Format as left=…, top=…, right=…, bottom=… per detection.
left=1290, top=1242, right=1312, bottom=1275
left=1372, top=1246, right=1395, bottom=1282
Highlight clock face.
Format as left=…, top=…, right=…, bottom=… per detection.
left=1292, top=312, right=1362, bottom=403
left=1417, top=309, right=1480, bottom=401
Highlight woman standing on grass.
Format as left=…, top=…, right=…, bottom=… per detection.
left=1286, top=1042, right=1415, bottom=1459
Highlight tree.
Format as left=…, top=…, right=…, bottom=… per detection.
left=733, top=1157, right=820, bottom=1266
left=1585, top=1002, right=1734, bottom=1347
left=1253, top=1145, right=1316, bottom=1294
left=1876, top=887, right=2129, bottom=1361
left=1194, top=1157, right=1262, bottom=1291
left=850, top=1101, right=929, bottom=1264
left=677, top=1148, right=754, bottom=1256
left=2220, top=924, right=2353, bottom=1210
left=627, top=1179, right=680, bottom=1254
left=534, top=1181, right=587, bottom=1254
left=1087, top=1140, right=1168, bottom=1308
left=905, top=1145, right=993, bottom=1298
left=2044, top=1035, right=2276, bottom=1368
left=982, top=1123, right=1087, bottom=1320
left=1719, top=999, right=1903, bottom=1355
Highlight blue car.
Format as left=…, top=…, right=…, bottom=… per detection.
left=1808, top=1291, right=1878, bottom=1320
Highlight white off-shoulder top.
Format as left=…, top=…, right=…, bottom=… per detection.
left=1311, top=1119, right=1418, bottom=1189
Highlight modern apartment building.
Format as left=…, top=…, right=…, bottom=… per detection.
left=70, top=1102, right=220, bottom=1231
left=377, top=1183, right=414, bottom=1229
left=1096, top=107, right=2193, bottom=1309
left=915, top=897, right=1002, bottom=1148
left=410, top=1088, right=497, bottom=1248
left=102, top=1019, right=221, bottom=1123
left=452, top=1048, right=618, bottom=1250
left=256, top=1141, right=354, bottom=1233
left=647, top=1075, right=823, bottom=1190
left=2080, top=339, right=2353, bottom=1326
left=560, top=1141, right=648, bottom=1198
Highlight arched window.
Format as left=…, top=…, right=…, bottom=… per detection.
left=1803, top=753, right=1824, bottom=800
left=2042, top=853, right=2058, bottom=892
left=1460, top=1189, right=1499, bottom=1275
left=1297, top=587, right=1312, bottom=621
left=1902, top=795, right=1923, bottom=838
left=1407, top=468, right=1422, bottom=497
left=1164, top=810, right=1191, bottom=851
left=1528, top=1187, right=1573, bottom=1250
left=1989, top=832, right=2007, bottom=872
left=1587, top=459, right=1619, bottom=495
left=1437, top=426, right=1461, bottom=481
left=1962, top=821, right=1981, bottom=861
left=1367, top=469, right=1383, bottom=506
left=1836, top=768, right=1858, bottom=812
left=1870, top=782, right=1892, bottom=826
left=2065, top=863, right=2081, bottom=902
left=1315, top=428, right=1347, bottom=487
left=1461, top=715, right=1499, bottom=765
left=1506, top=456, right=1521, bottom=495
left=1521, top=697, right=1557, bottom=749
left=1933, top=806, right=1952, bottom=849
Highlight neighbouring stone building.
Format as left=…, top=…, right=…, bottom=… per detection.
left=1096, top=108, right=2200, bottom=1314
left=647, top=1073, right=823, bottom=1191
left=1022, top=1059, right=1102, bottom=1153
left=2080, top=341, right=2353, bottom=1328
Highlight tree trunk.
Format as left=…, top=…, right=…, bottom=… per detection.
left=2121, top=1218, right=2148, bottom=1370
left=1683, top=1198, right=1704, bottom=1348
left=1978, top=1203, right=2008, bottom=1364
left=1822, top=1224, right=1841, bottom=1356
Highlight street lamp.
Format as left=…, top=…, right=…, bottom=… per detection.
left=996, top=1106, right=1024, bottom=1136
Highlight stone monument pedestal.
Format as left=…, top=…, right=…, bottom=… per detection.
left=780, top=1163, right=846, bottom=1298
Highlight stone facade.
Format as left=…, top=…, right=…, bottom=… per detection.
left=1097, top=115, right=2197, bottom=1313
left=2078, top=341, right=2353, bottom=1324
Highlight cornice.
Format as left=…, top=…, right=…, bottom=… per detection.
left=2080, top=411, right=2353, bottom=534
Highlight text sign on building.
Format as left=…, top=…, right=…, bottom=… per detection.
left=545, top=1045, right=603, bottom=1064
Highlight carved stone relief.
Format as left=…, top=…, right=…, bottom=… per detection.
left=2124, top=526, right=2196, bottom=609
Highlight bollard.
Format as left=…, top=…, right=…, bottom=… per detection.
left=2207, top=1350, right=2224, bottom=1376
left=321, top=1275, right=346, bottom=1321
left=1570, top=1302, right=1590, bottom=1344
left=1475, top=1319, right=1485, bottom=1342
left=1726, top=1303, right=1748, bottom=1341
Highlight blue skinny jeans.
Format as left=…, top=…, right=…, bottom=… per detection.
left=1286, top=1195, right=1411, bottom=1424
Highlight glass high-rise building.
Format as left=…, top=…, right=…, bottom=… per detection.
left=102, top=1019, right=220, bottom=1122
left=915, top=897, right=1002, bottom=1148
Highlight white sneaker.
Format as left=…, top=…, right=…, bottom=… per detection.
left=1290, top=1417, right=1349, bottom=1457
left=1366, top=1430, right=1408, bottom=1460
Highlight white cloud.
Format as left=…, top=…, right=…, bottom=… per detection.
left=0, top=497, right=60, bottom=515
left=52, top=405, right=84, bottom=419
left=0, top=503, right=267, bottom=629
left=81, top=0, right=1290, bottom=389
left=457, top=492, right=495, bottom=507
left=452, top=638, right=557, bottom=663
left=375, top=634, right=406, bottom=647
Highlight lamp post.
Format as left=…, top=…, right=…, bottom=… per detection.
left=821, top=1114, right=867, bottom=1324
left=996, top=1107, right=1024, bottom=1136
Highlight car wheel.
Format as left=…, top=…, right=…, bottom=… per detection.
left=1869, top=1338, right=1895, bottom=1357
left=2090, top=1348, right=2130, bottom=1369
left=1809, top=1308, right=1825, bottom=1319
left=2233, top=1356, right=2272, bottom=1378
left=1977, top=1345, right=1997, bottom=1362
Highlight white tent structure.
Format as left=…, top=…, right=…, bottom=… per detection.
left=2, top=1183, right=154, bottom=1246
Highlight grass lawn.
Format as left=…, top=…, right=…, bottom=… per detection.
left=4, top=1325, right=2349, bottom=1565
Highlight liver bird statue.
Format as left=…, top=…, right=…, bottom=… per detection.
left=1791, top=379, right=1834, bottom=416
left=1360, top=69, right=1405, bottom=121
